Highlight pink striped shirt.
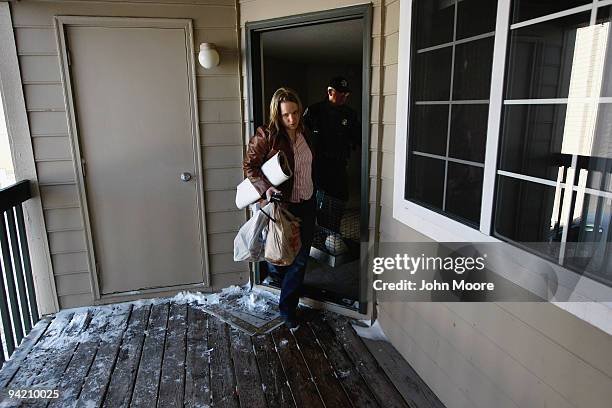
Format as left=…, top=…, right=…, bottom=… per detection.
left=290, top=132, right=313, bottom=203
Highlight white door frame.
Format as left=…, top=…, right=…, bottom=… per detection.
left=54, top=16, right=211, bottom=300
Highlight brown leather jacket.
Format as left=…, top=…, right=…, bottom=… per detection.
left=243, top=126, right=314, bottom=200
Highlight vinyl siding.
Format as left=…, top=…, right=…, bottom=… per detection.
left=10, top=0, right=247, bottom=306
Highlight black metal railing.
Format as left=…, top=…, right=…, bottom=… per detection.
left=0, top=180, right=39, bottom=367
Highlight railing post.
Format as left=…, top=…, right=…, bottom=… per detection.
left=0, top=236, right=16, bottom=358
left=15, top=205, right=39, bottom=326
left=6, top=208, right=32, bottom=333
left=0, top=214, right=24, bottom=346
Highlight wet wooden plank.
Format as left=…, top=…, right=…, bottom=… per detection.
left=308, top=316, right=379, bottom=407
left=131, top=302, right=170, bottom=407
left=252, top=334, right=294, bottom=408
left=205, top=303, right=283, bottom=336
left=25, top=310, right=91, bottom=391
left=208, top=318, right=239, bottom=408
left=0, top=317, right=52, bottom=389
left=184, top=306, right=211, bottom=408
left=158, top=303, right=188, bottom=408
left=5, top=312, right=74, bottom=388
left=48, top=306, right=126, bottom=407
left=293, top=323, right=352, bottom=407
left=228, top=327, right=267, bottom=408
left=2, top=311, right=89, bottom=408
left=271, top=326, right=324, bottom=408
left=362, top=337, right=446, bottom=408
left=324, top=314, right=409, bottom=408
left=76, top=305, right=131, bottom=407
left=102, top=304, right=151, bottom=408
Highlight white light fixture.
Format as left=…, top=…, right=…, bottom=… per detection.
left=198, top=43, right=220, bottom=69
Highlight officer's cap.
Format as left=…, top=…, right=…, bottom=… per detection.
left=329, top=76, right=351, bottom=93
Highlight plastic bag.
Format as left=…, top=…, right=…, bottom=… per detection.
left=233, top=203, right=273, bottom=262
left=265, top=203, right=301, bottom=266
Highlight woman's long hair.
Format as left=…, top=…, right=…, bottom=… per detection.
left=268, top=87, right=305, bottom=138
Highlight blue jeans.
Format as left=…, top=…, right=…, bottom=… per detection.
left=267, top=197, right=315, bottom=322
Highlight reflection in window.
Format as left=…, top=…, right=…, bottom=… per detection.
left=413, top=48, right=452, bottom=101
left=446, top=163, right=483, bottom=225
left=456, top=0, right=497, bottom=40
left=407, top=155, right=445, bottom=210
left=453, top=37, right=495, bottom=100
left=497, top=5, right=612, bottom=286
left=495, top=175, right=563, bottom=260
left=505, top=12, right=590, bottom=100
left=413, top=0, right=454, bottom=49
left=449, top=104, right=489, bottom=163
left=565, top=193, right=612, bottom=282
left=500, top=104, right=569, bottom=181
left=411, top=105, right=448, bottom=156
left=511, top=0, right=591, bottom=25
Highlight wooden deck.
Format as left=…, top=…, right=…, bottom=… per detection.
left=0, top=300, right=444, bottom=408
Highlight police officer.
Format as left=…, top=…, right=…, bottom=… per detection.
left=304, top=76, right=360, bottom=234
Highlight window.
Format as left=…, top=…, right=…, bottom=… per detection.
left=406, top=0, right=498, bottom=228
left=496, top=2, right=612, bottom=285
left=395, top=0, right=612, bottom=288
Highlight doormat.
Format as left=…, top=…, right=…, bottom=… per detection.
left=203, top=289, right=284, bottom=336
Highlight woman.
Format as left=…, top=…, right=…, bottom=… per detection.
left=243, top=87, right=315, bottom=330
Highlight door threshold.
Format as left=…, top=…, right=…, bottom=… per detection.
left=253, top=283, right=371, bottom=321
left=95, top=282, right=210, bottom=305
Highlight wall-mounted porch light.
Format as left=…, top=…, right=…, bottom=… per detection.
left=198, top=43, right=220, bottom=69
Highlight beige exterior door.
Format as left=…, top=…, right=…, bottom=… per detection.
left=66, top=23, right=205, bottom=295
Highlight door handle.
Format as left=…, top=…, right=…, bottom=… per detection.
left=180, top=172, right=192, bottom=182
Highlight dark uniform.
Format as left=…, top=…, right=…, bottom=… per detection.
left=304, top=102, right=360, bottom=199
left=304, top=77, right=360, bottom=233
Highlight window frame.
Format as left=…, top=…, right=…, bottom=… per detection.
left=394, top=0, right=612, bottom=332
left=394, top=0, right=510, bottom=242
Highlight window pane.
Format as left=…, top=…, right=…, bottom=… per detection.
left=414, top=0, right=454, bottom=49
left=511, top=0, right=590, bottom=24
left=501, top=102, right=612, bottom=185
left=449, top=104, right=489, bottom=163
left=564, top=192, right=612, bottom=285
left=453, top=37, right=494, bottom=100
left=494, top=175, right=562, bottom=260
left=595, top=7, right=612, bottom=97
left=580, top=155, right=612, bottom=193
left=406, top=155, right=445, bottom=209
left=413, top=48, right=452, bottom=101
left=578, top=103, right=612, bottom=192
left=445, top=162, right=483, bottom=226
left=410, top=105, right=448, bottom=156
left=499, top=104, right=570, bottom=181
left=596, top=5, right=612, bottom=24
left=505, top=12, right=591, bottom=100
left=457, top=0, right=498, bottom=40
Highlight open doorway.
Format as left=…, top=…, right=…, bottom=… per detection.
left=246, top=5, right=371, bottom=314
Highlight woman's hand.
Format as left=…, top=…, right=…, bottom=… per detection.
left=265, top=186, right=281, bottom=201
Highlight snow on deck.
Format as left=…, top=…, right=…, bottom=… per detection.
left=0, top=287, right=433, bottom=408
